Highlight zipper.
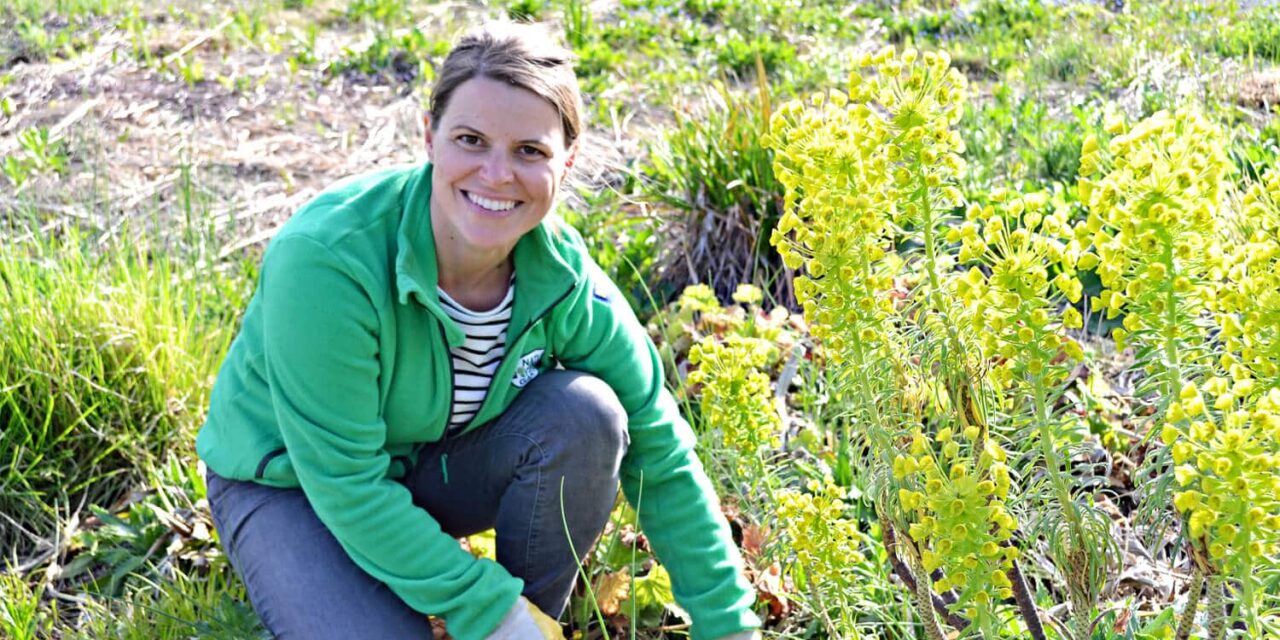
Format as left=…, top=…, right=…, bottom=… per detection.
left=460, top=284, right=577, bottom=432
left=509, top=285, right=575, bottom=353
left=435, top=317, right=455, bottom=481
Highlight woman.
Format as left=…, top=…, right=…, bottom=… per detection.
left=197, top=21, right=761, bottom=640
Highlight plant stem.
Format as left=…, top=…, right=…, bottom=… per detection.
left=1008, top=559, right=1048, bottom=640
left=904, top=538, right=949, bottom=640
left=1031, top=370, right=1094, bottom=638
left=1205, top=574, right=1228, bottom=640
left=1175, top=567, right=1205, bottom=640
left=881, top=517, right=971, bottom=632
left=1160, top=237, right=1183, bottom=411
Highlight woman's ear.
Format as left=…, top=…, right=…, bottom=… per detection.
left=564, top=142, right=578, bottom=170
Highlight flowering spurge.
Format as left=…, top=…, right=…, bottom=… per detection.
left=950, top=191, right=1117, bottom=638
left=766, top=47, right=1054, bottom=639
left=1216, top=169, right=1280, bottom=393
left=1076, top=108, right=1238, bottom=638
left=895, top=426, right=1017, bottom=633
left=949, top=191, right=1087, bottom=388
left=1075, top=108, right=1232, bottom=362
left=686, top=334, right=781, bottom=473
left=773, top=478, right=867, bottom=634
left=766, top=45, right=970, bottom=435
left=653, top=283, right=800, bottom=401
left=1162, top=382, right=1280, bottom=636
left=766, top=45, right=967, bottom=364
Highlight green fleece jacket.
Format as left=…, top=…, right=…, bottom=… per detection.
left=196, top=162, right=758, bottom=640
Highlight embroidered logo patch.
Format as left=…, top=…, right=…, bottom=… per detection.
left=511, top=349, right=545, bottom=388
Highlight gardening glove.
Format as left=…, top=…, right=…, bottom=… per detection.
left=487, top=596, right=562, bottom=639
left=717, top=632, right=762, bottom=640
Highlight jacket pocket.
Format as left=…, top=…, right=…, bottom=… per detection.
left=254, top=447, right=287, bottom=480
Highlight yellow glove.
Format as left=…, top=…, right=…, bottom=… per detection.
left=524, top=598, right=563, bottom=639
left=487, top=596, right=562, bottom=639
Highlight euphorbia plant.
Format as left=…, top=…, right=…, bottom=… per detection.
left=774, top=478, right=869, bottom=635
left=767, top=46, right=1059, bottom=639
left=686, top=333, right=781, bottom=475
left=1076, top=106, right=1249, bottom=637
left=1217, top=168, right=1280, bottom=395
left=1161, top=382, right=1280, bottom=637
left=950, top=191, right=1113, bottom=639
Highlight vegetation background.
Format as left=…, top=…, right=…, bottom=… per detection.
left=2, top=0, right=1279, bottom=638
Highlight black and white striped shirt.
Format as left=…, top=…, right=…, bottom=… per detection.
left=437, top=280, right=515, bottom=435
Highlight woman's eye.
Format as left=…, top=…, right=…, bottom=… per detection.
left=457, top=134, right=481, bottom=146
left=518, top=145, right=547, bottom=158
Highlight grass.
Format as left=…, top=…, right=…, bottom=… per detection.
left=0, top=222, right=251, bottom=559
left=638, top=77, right=787, bottom=305
left=2, top=0, right=1280, bottom=637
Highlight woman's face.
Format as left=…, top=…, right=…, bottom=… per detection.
left=426, top=76, right=576, bottom=265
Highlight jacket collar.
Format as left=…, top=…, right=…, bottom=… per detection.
left=394, top=163, right=579, bottom=329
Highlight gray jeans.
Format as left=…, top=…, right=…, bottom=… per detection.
left=206, top=371, right=629, bottom=639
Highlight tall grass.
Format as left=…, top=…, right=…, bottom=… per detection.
left=0, top=223, right=250, bottom=558
left=641, top=74, right=789, bottom=306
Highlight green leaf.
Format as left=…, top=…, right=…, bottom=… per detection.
left=632, top=563, right=673, bottom=612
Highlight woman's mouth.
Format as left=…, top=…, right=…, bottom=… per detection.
left=464, top=190, right=520, bottom=213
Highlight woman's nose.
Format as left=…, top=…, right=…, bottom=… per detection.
left=480, top=151, right=514, bottom=185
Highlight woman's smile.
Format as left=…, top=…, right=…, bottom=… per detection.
left=463, top=190, right=521, bottom=214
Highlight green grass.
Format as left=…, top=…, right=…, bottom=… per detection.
left=0, top=224, right=251, bottom=559
left=638, top=78, right=787, bottom=305
left=1206, top=3, right=1280, bottom=64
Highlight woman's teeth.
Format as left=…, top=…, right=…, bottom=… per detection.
left=466, top=191, right=517, bottom=212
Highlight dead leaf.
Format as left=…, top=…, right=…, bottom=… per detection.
left=740, top=523, right=767, bottom=562
left=1113, top=607, right=1132, bottom=633
left=755, top=561, right=791, bottom=621
left=596, top=570, right=632, bottom=617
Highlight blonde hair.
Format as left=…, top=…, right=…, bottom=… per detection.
left=429, top=22, right=583, bottom=148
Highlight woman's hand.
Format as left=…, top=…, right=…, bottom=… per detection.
left=487, top=596, right=562, bottom=639
left=718, top=631, right=762, bottom=640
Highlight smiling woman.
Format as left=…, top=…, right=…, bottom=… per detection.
left=194, top=21, right=761, bottom=640
left=426, top=75, right=576, bottom=310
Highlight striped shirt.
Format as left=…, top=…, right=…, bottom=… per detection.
left=437, top=279, right=515, bottom=435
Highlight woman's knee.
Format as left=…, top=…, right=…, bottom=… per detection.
left=526, top=370, right=628, bottom=458
left=207, top=472, right=434, bottom=639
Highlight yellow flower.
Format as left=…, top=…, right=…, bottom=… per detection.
left=731, top=283, right=764, bottom=305
left=1063, top=306, right=1083, bottom=329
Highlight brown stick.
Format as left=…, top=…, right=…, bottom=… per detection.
left=882, top=519, right=972, bottom=631
left=1007, top=559, right=1048, bottom=640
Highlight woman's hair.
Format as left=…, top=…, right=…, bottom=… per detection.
left=430, top=22, right=583, bottom=148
